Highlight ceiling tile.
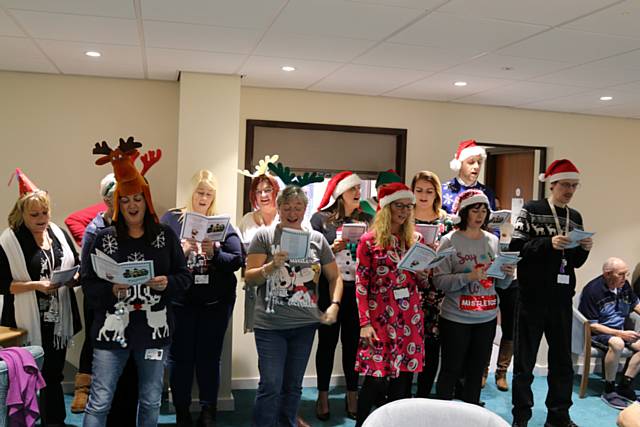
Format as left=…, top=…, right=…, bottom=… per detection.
left=254, top=32, right=375, bottom=62
left=520, top=89, right=635, bottom=112
left=0, top=35, right=58, bottom=73
left=147, top=47, right=246, bottom=80
left=240, top=55, right=344, bottom=89
left=271, top=0, right=424, bottom=40
left=456, top=82, right=590, bottom=107
left=141, top=0, right=286, bottom=29
left=0, top=0, right=135, bottom=18
left=11, top=10, right=139, bottom=45
left=386, top=72, right=516, bottom=101
left=144, top=20, right=262, bottom=54
left=0, top=8, right=23, bottom=37
left=390, top=12, right=547, bottom=55
left=346, top=0, right=444, bottom=10
left=563, top=1, right=640, bottom=39
left=607, top=80, right=640, bottom=94
left=534, top=61, right=640, bottom=88
left=497, top=28, right=640, bottom=63
left=38, top=39, right=144, bottom=78
left=310, top=64, right=429, bottom=96
left=579, top=102, right=640, bottom=118
left=353, top=42, right=479, bottom=72
left=446, top=53, right=572, bottom=80
left=581, top=48, right=640, bottom=70
left=439, top=0, right=620, bottom=26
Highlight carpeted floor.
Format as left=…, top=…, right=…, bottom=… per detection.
left=58, top=373, right=625, bottom=426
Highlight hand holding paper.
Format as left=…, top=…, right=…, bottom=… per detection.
left=564, top=229, right=595, bottom=249
left=486, top=252, right=521, bottom=279
left=398, top=243, right=456, bottom=273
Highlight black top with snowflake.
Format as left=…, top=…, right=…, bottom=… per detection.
left=0, top=224, right=82, bottom=330
left=81, top=224, right=191, bottom=350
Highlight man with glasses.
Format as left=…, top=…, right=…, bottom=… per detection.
left=579, top=258, right=640, bottom=409
left=442, top=139, right=496, bottom=214
left=510, top=159, right=593, bottom=427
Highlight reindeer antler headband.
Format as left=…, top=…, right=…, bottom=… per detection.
left=267, top=162, right=324, bottom=188
left=238, top=154, right=280, bottom=178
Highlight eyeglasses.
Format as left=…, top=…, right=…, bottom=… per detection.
left=255, top=188, right=274, bottom=195
left=556, top=182, right=580, bottom=190
left=391, top=202, right=416, bottom=210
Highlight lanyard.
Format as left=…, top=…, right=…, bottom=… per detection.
left=547, top=198, right=570, bottom=237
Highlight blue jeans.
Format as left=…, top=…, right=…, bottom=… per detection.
left=168, top=299, right=235, bottom=408
left=83, top=347, right=168, bottom=427
left=252, top=325, right=317, bottom=427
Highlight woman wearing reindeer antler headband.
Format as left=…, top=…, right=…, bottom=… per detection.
left=238, top=154, right=281, bottom=246
left=81, top=137, right=190, bottom=427
left=244, top=162, right=343, bottom=427
left=0, top=168, right=82, bottom=426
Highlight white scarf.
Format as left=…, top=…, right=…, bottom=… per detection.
left=0, top=223, right=75, bottom=349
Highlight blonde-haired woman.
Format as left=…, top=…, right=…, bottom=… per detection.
left=410, top=170, right=453, bottom=398
left=161, top=169, right=244, bottom=426
left=0, top=170, right=81, bottom=426
left=354, top=182, right=426, bottom=427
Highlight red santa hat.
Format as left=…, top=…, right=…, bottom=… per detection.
left=9, top=168, right=39, bottom=197
left=538, top=159, right=580, bottom=183
left=377, top=182, right=415, bottom=210
left=450, top=139, right=487, bottom=172
left=450, top=189, right=490, bottom=224
left=317, top=171, right=362, bottom=211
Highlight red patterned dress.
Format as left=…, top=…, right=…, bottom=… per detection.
left=355, top=231, right=426, bottom=378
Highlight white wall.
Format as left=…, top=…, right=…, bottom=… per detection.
left=1, top=71, right=639, bottom=382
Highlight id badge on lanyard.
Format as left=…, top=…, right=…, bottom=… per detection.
left=548, top=199, right=570, bottom=285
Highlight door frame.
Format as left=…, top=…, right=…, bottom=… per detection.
left=477, top=142, right=547, bottom=200
left=244, top=119, right=407, bottom=214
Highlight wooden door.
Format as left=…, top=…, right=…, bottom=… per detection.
left=485, top=151, right=534, bottom=209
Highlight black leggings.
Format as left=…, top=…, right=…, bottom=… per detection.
left=496, top=284, right=518, bottom=341
left=355, top=372, right=413, bottom=427
left=416, top=337, right=440, bottom=398
left=436, top=317, right=496, bottom=404
left=316, top=283, right=360, bottom=391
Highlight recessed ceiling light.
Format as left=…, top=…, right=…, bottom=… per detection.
left=281, top=66, right=296, bottom=72
left=85, top=51, right=101, bottom=57
left=600, top=96, right=613, bottom=101
left=454, top=81, right=468, bottom=87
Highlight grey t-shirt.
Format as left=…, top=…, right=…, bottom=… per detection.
left=248, top=225, right=335, bottom=330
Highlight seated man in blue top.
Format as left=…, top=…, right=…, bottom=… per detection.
left=442, top=139, right=496, bottom=214
left=579, top=257, right=640, bottom=408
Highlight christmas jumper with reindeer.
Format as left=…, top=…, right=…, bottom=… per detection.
left=81, top=224, right=190, bottom=350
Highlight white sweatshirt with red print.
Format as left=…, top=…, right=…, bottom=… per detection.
left=433, top=230, right=512, bottom=324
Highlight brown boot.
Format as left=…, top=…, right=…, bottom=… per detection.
left=70, top=373, right=91, bottom=413
left=495, top=339, right=513, bottom=392
left=481, top=365, right=489, bottom=388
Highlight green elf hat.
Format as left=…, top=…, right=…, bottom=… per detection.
left=359, top=198, right=377, bottom=217
left=375, top=169, right=402, bottom=189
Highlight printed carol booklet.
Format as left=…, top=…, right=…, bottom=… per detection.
left=180, top=212, right=231, bottom=242
left=398, top=243, right=456, bottom=273
left=91, top=249, right=154, bottom=286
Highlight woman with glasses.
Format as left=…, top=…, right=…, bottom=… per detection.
left=245, top=184, right=343, bottom=427
left=161, top=170, right=244, bottom=426
left=410, top=171, right=453, bottom=398
left=433, top=189, right=515, bottom=405
left=239, top=174, right=280, bottom=246
left=354, top=183, right=427, bottom=427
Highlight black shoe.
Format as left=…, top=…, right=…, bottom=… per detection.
left=345, top=394, right=357, bottom=420
left=544, top=420, right=578, bottom=427
left=175, top=405, right=193, bottom=427
left=315, top=398, right=330, bottom=421
left=616, top=383, right=638, bottom=402
left=197, top=405, right=216, bottom=427
left=512, top=421, right=528, bottom=427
